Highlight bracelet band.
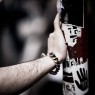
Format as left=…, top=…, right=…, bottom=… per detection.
left=41, top=52, right=60, bottom=75
left=49, top=52, right=60, bottom=75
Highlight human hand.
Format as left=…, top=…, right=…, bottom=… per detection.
left=75, top=68, right=88, bottom=91
left=47, top=13, right=67, bottom=61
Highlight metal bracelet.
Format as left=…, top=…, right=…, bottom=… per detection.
left=41, top=52, right=60, bottom=75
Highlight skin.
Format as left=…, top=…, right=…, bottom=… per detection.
left=0, top=14, right=67, bottom=95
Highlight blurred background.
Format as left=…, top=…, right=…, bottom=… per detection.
left=0, top=0, right=63, bottom=95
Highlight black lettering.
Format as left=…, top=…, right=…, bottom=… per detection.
left=63, top=71, right=74, bottom=83
left=66, top=84, right=71, bottom=91
left=72, top=85, right=75, bottom=91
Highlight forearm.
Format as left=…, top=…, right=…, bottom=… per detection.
left=0, top=56, right=55, bottom=95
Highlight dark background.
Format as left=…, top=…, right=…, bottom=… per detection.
left=88, top=0, right=95, bottom=95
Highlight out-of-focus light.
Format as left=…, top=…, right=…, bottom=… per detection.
left=0, top=0, right=2, bottom=2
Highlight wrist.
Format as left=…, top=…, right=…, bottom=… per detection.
left=42, top=52, right=61, bottom=75
left=41, top=53, right=56, bottom=65
left=47, top=52, right=61, bottom=62
left=44, top=56, right=56, bottom=66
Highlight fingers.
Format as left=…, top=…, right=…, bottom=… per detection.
left=77, top=71, right=82, bottom=81
left=80, top=68, right=84, bottom=79
left=75, top=80, right=80, bottom=88
left=54, top=13, right=60, bottom=31
left=83, top=68, right=86, bottom=77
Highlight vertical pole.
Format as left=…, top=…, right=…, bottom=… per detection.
left=57, top=0, right=88, bottom=95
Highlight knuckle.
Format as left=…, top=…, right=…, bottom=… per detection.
left=49, top=33, right=54, bottom=37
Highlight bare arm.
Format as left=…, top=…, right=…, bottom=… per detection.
left=0, top=56, right=55, bottom=95
left=0, top=14, right=67, bottom=95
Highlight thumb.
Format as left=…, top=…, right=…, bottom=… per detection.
left=54, top=13, right=60, bottom=31
left=75, top=80, right=80, bottom=88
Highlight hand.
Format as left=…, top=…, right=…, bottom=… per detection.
left=75, top=68, right=88, bottom=91
left=47, top=13, right=67, bottom=61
